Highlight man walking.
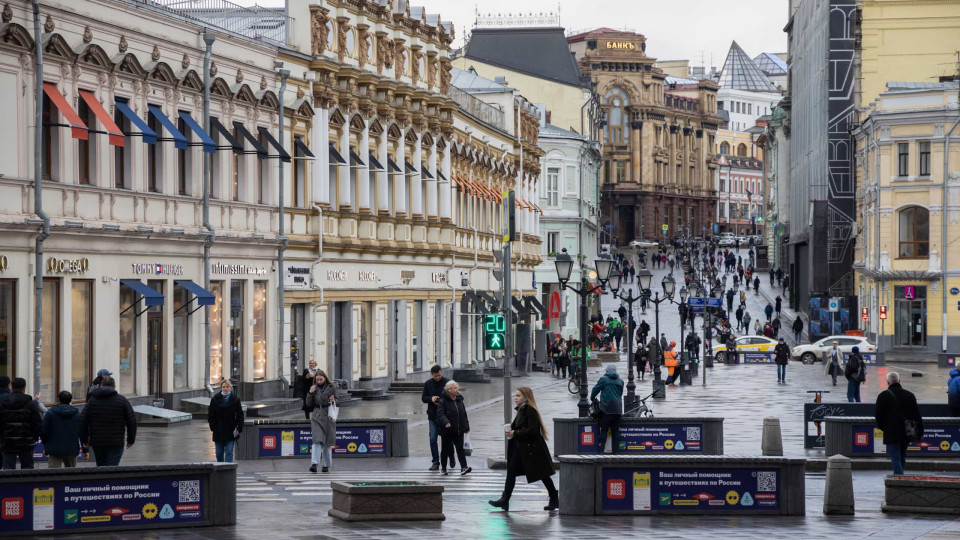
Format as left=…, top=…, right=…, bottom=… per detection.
left=764, top=302, right=774, bottom=323
left=421, top=365, right=449, bottom=471
left=827, top=341, right=841, bottom=386
left=875, top=372, right=923, bottom=475
left=41, top=391, right=81, bottom=468
left=792, top=316, right=804, bottom=343
left=774, top=338, right=790, bottom=383
left=775, top=296, right=783, bottom=318
left=0, top=378, right=42, bottom=469
left=79, top=375, right=137, bottom=466
left=591, top=366, right=624, bottom=454
left=844, top=346, right=867, bottom=402
left=735, top=306, right=744, bottom=332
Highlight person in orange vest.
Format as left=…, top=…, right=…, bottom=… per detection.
left=664, top=342, right=679, bottom=385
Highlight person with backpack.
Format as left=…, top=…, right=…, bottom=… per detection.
left=41, top=390, right=82, bottom=468
left=844, top=346, right=867, bottom=402
left=875, top=372, right=923, bottom=475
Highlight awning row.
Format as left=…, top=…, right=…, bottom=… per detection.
left=120, top=279, right=214, bottom=317
left=460, top=291, right=547, bottom=319
left=43, top=82, right=293, bottom=162
left=453, top=176, right=506, bottom=204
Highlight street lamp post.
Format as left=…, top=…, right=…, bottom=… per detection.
left=607, top=272, right=641, bottom=408
left=555, top=249, right=614, bottom=417
left=637, top=269, right=681, bottom=399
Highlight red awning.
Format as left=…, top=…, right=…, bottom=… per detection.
left=78, top=89, right=124, bottom=147
left=43, top=82, right=87, bottom=140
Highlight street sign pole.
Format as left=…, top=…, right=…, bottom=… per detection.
left=501, top=190, right=515, bottom=460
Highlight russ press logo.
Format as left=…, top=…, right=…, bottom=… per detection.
left=606, top=479, right=626, bottom=499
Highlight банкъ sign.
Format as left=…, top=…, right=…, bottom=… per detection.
left=212, top=263, right=268, bottom=276
left=606, top=41, right=636, bottom=50
left=131, top=263, right=185, bottom=276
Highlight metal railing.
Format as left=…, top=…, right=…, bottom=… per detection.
left=126, top=0, right=293, bottom=46
left=447, top=86, right=506, bottom=131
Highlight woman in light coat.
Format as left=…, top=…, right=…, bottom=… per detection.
left=305, top=369, right=338, bottom=473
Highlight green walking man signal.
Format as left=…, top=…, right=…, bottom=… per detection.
left=483, top=313, right=506, bottom=350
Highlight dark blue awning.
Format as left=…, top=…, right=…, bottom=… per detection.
left=147, top=105, right=188, bottom=150
left=368, top=151, right=384, bottom=171
left=178, top=111, right=215, bottom=153
left=115, top=99, right=157, bottom=145
left=120, top=279, right=164, bottom=306
left=257, top=126, right=291, bottom=162
left=175, top=280, right=215, bottom=306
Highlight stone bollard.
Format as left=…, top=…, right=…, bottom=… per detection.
left=823, top=455, right=855, bottom=515
left=761, top=417, right=783, bottom=456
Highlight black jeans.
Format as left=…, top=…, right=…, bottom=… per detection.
left=598, top=413, right=622, bottom=454
left=440, top=432, right=467, bottom=470
left=502, top=449, right=558, bottom=501
left=1, top=448, right=34, bottom=469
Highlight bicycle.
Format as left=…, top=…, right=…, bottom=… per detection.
left=624, top=392, right=655, bottom=418
left=567, top=358, right=582, bottom=394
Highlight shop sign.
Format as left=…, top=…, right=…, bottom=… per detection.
left=431, top=272, right=447, bottom=284
left=606, top=41, right=637, bottom=50
left=358, top=271, right=378, bottom=282
left=47, top=257, right=90, bottom=274
left=131, top=263, right=184, bottom=276
left=284, top=264, right=312, bottom=290
left=327, top=270, right=347, bottom=281
left=211, top=263, right=267, bottom=277
left=0, top=254, right=8, bottom=272
left=400, top=270, right=415, bottom=281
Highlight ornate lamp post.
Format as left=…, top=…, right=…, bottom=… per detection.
left=607, top=272, right=642, bottom=407
left=555, top=249, right=614, bottom=417
left=637, top=269, right=683, bottom=399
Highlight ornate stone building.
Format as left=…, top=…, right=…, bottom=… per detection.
left=568, top=29, right=721, bottom=244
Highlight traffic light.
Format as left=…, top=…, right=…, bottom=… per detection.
left=483, top=313, right=506, bottom=350
left=879, top=305, right=887, bottom=320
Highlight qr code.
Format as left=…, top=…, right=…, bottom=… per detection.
left=685, top=427, right=701, bottom=441
left=369, top=429, right=384, bottom=444
left=757, top=472, right=777, bottom=493
left=178, top=480, right=201, bottom=503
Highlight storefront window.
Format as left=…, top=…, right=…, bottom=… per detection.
left=173, top=285, right=189, bottom=389
left=210, top=282, right=223, bottom=384
left=413, top=300, right=424, bottom=371
left=71, top=281, right=93, bottom=399
left=119, top=284, right=136, bottom=396
left=895, top=286, right=927, bottom=347
left=253, top=281, right=267, bottom=380
left=0, top=280, right=14, bottom=378
left=229, top=281, right=244, bottom=383
left=40, top=278, right=60, bottom=399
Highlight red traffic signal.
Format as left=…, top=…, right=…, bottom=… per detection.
left=861, top=307, right=869, bottom=321
left=879, top=305, right=887, bottom=320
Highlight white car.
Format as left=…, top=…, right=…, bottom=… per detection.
left=629, top=239, right=659, bottom=249
left=711, top=335, right=778, bottom=363
left=717, top=236, right=735, bottom=247
left=792, top=335, right=876, bottom=364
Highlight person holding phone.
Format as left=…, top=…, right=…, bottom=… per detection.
left=208, top=379, right=244, bottom=463
left=305, top=370, right=338, bottom=473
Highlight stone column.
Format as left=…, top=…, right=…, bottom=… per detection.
left=338, top=127, right=351, bottom=210
left=427, top=140, right=438, bottom=219
left=357, top=118, right=371, bottom=212
left=631, top=120, right=642, bottom=184
left=377, top=131, right=389, bottom=215
left=411, top=132, right=423, bottom=218
left=439, top=143, right=452, bottom=221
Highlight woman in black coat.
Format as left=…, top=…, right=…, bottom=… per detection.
left=208, top=379, right=244, bottom=463
left=489, top=386, right=558, bottom=512
left=436, top=380, right=471, bottom=476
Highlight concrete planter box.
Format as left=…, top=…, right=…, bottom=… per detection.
left=595, top=352, right=621, bottom=363
left=883, top=475, right=960, bottom=515
left=328, top=481, right=444, bottom=521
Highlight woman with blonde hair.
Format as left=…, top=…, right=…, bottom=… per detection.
left=305, top=369, right=338, bottom=473
left=489, top=386, right=559, bottom=512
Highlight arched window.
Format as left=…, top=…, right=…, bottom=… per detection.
left=898, top=206, right=929, bottom=258
left=720, top=141, right=730, bottom=155
left=604, top=88, right=629, bottom=144
left=737, top=143, right=748, bottom=157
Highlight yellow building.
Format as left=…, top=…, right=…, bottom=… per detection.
left=852, top=81, right=960, bottom=360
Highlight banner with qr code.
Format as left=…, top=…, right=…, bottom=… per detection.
left=578, top=424, right=704, bottom=453
left=258, top=426, right=387, bottom=458
left=0, top=477, right=204, bottom=532
left=601, top=468, right=780, bottom=513
left=851, top=424, right=960, bottom=456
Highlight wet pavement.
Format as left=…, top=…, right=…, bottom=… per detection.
left=22, top=247, right=960, bottom=538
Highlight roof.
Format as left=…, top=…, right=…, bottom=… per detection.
left=463, top=27, right=584, bottom=88
left=885, top=81, right=960, bottom=93
left=719, top=42, right=779, bottom=93
left=539, top=123, right=585, bottom=140
left=752, top=52, right=788, bottom=75
left=450, top=67, right=513, bottom=94
left=665, top=76, right=701, bottom=86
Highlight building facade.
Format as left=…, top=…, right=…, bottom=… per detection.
left=852, top=82, right=960, bottom=354
left=568, top=29, right=721, bottom=245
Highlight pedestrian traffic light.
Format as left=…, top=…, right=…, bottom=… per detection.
left=483, top=313, right=506, bottom=350
left=879, top=305, right=887, bottom=320
left=861, top=307, right=869, bottom=321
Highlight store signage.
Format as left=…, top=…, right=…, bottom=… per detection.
left=284, top=264, right=311, bottom=290
left=358, top=271, right=378, bottom=282
left=327, top=270, right=347, bottom=281
left=131, top=263, right=184, bottom=276
left=0, top=254, right=7, bottom=272
left=431, top=272, right=447, bottom=284
left=211, top=263, right=267, bottom=276
left=400, top=270, right=415, bottom=281
left=904, top=286, right=916, bottom=300
left=606, top=41, right=637, bottom=50
left=547, top=291, right=562, bottom=323
left=47, top=257, right=90, bottom=274
left=951, top=287, right=959, bottom=296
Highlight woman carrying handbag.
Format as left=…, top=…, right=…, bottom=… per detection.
left=489, top=386, right=559, bottom=512
left=305, top=370, right=338, bottom=473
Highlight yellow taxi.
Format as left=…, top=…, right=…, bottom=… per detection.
left=711, top=336, right=778, bottom=363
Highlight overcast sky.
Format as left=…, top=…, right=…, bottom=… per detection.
left=237, top=0, right=789, bottom=67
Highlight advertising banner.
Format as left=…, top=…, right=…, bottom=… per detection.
left=842, top=352, right=879, bottom=365
left=851, top=424, right=960, bottom=455
left=258, top=426, right=387, bottom=458
left=601, top=467, right=780, bottom=513
left=740, top=353, right=775, bottom=364
left=578, top=424, right=704, bottom=453
left=0, top=477, right=204, bottom=532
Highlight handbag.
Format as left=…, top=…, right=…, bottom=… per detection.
left=589, top=398, right=602, bottom=419
left=886, top=389, right=920, bottom=442
left=463, top=433, right=473, bottom=456
left=328, top=401, right=340, bottom=422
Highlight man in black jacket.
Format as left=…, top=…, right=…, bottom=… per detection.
left=421, top=365, right=449, bottom=471
left=79, top=376, right=136, bottom=466
left=774, top=338, right=790, bottom=384
left=875, top=372, right=923, bottom=475
left=0, top=378, right=42, bottom=469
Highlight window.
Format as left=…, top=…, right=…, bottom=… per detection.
left=177, top=117, right=188, bottom=195
left=604, top=88, right=629, bottom=145
left=720, top=141, right=730, bottom=155
left=210, top=119, right=221, bottom=199
left=114, top=108, right=128, bottom=189
left=77, top=98, right=94, bottom=185
left=119, top=284, right=136, bottom=395
left=293, top=136, right=306, bottom=208
left=40, top=278, right=60, bottom=398
left=546, top=167, right=559, bottom=207
left=719, top=177, right=725, bottom=192
left=547, top=232, right=559, bottom=256
left=748, top=103, right=753, bottom=115
left=71, top=280, right=93, bottom=399
left=42, top=94, right=55, bottom=180
left=257, top=133, right=267, bottom=204
left=147, top=112, right=161, bottom=192
left=412, top=300, right=424, bottom=371
left=209, top=282, right=223, bottom=384
left=173, top=284, right=189, bottom=389
left=0, top=280, right=14, bottom=378
left=737, top=144, right=748, bottom=157
left=232, top=126, right=243, bottom=201
left=919, top=141, right=931, bottom=176
left=898, top=206, right=929, bottom=258
left=616, top=161, right=626, bottom=183
left=718, top=101, right=724, bottom=110
left=897, top=143, right=909, bottom=177
left=253, top=281, right=267, bottom=380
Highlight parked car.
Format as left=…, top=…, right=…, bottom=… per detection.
left=629, top=239, right=659, bottom=249
left=750, top=235, right=764, bottom=246
left=711, top=335, right=778, bottom=363
left=791, top=335, right=876, bottom=364
left=717, top=233, right=736, bottom=247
